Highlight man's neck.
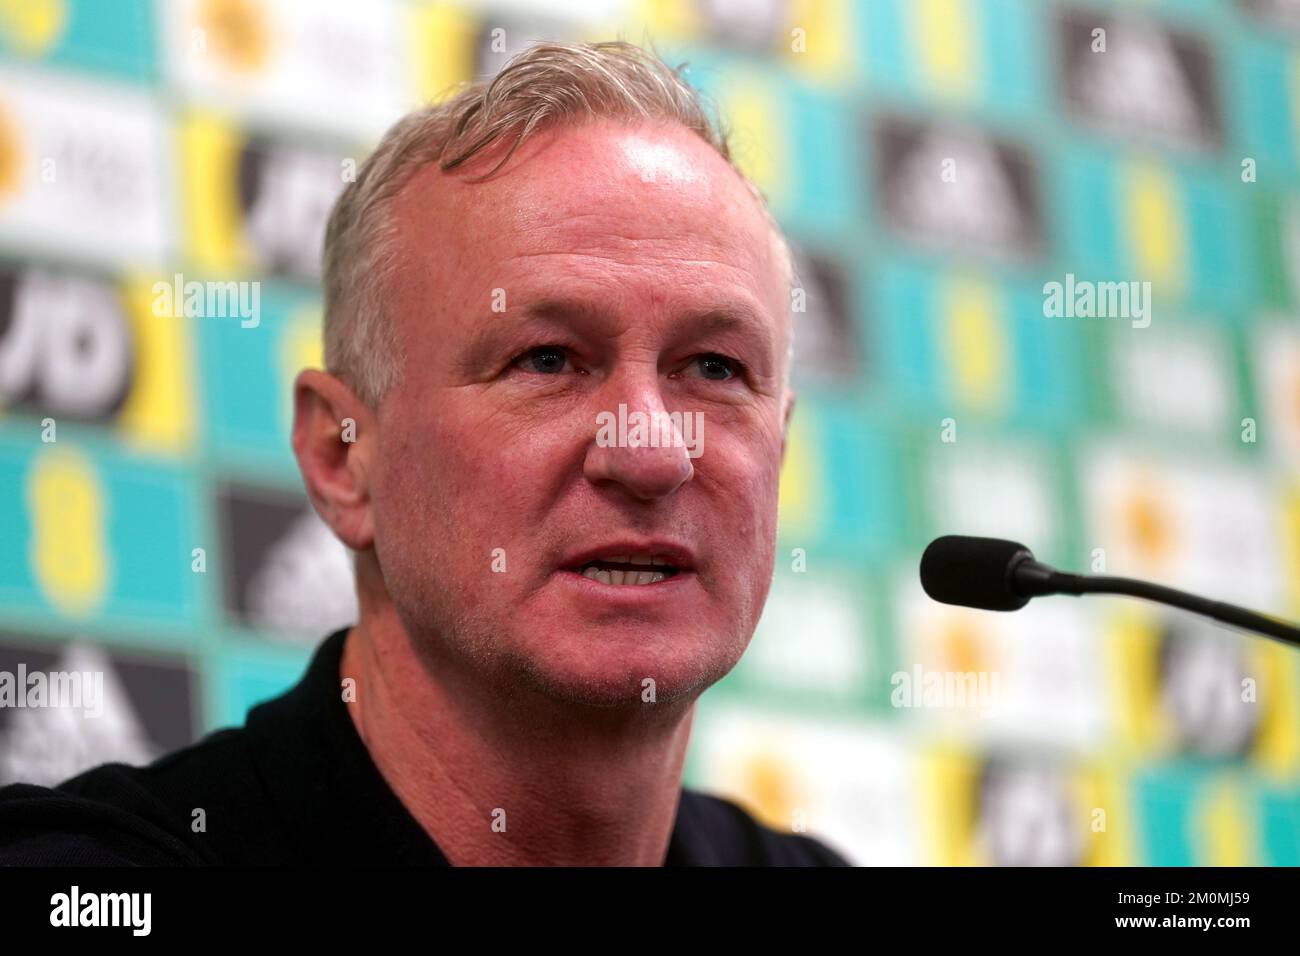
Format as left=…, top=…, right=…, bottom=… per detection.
left=338, top=616, right=697, bottom=866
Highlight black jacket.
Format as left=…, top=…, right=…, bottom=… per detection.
left=0, top=629, right=852, bottom=866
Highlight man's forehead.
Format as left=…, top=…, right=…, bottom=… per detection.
left=444, top=120, right=738, bottom=206
left=388, top=120, right=792, bottom=367
left=400, top=121, right=780, bottom=276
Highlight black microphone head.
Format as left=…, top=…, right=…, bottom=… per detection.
left=920, top=535, right=1034, bottom=611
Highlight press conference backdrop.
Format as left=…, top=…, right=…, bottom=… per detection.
left=2, top=0, right=1300, bottom=866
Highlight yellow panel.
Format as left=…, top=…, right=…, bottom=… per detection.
left=115, top=274, right=198, bottom=454
left=1196, top=781, right=1255, bottom=866
left=920, top=747, right=979, bottom=865
left=178, top=112, right=246, bottom=273
left=778, top=406, right=819, bottom=540
left=628, top=0, right=702, bottom=40
left=783, top=0, right=852, bottom=81
left=1122, top=161, right=1186, bottom=295
left=1081, top=768, right=1135, bottom=866
left=279, top=301, right=324, bottom=435
left=1250, top=640, right=1300, bottom=778
left=27, top=447, right=110, bottom=617
left=407, top=2, right=478, bottom=102
left=940, top=275, right=1008, bottom=414
left=1282, top=483, right=1300, bottom=620
left=0, top=0, right=66, bottom=57
left=716, top=73, right=786, bottom=203
left=1105, top=604, right=1166, bottom=754
left=911, top=0, right=979, bottom=99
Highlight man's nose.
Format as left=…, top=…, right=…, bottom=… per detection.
left=583, top=374, right=694, bottom=501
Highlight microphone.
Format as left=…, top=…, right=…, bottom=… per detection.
left=919, top=535, right=1300, bottom=649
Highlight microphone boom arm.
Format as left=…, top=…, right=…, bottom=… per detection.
left=1010, top=556, right=1300, bottom=648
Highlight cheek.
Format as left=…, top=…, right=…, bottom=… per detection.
left=711, top=423, right=785, bottom=523
left=704, top=442, right=783, bottom=590
left=375, top=403, right=561, bottom=566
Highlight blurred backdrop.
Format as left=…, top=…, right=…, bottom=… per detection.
left=1, top=0, right=1299, bottom=865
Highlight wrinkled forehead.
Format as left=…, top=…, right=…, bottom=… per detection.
left=392, top=120, right=790, bottom=317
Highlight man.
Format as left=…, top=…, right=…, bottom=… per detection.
left=0, top=40, right=850, bottom=866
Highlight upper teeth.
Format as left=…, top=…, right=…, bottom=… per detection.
left=579, top=554, right=672, bottom=586
left=582, top=567, right=665, bottom=586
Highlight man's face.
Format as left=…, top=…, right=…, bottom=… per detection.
left=369, top=120, right=793, bottom=708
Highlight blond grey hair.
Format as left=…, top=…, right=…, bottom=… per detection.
left=322, top=40, right=793, bottom=407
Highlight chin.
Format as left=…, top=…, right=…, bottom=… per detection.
left=512, top=627, right=745, bottom=709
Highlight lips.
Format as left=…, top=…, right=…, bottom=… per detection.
left=560, top=541, right=697, bottom=586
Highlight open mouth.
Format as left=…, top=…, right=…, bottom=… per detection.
left=565, top=555, right=684, bottom=586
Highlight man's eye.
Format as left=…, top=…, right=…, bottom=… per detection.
left=516, top=345, right=571, bottom=375
left=697, top=353, right=742, bottom=381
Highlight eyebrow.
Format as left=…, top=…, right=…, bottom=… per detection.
left=458, top=296, right=778, bottom=374
left=532, top=297, right=774, bottom=347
